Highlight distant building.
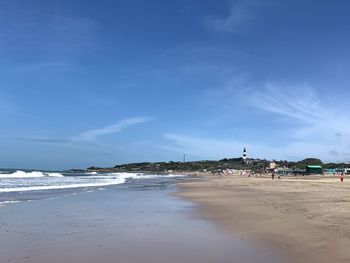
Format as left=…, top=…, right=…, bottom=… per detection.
left=276, top=167, right=292, bottom=175
left=269, top=161, right=277, bottom=170
left=243, top=148, right=247, bottom=161
left=242, top=148, right=254, bottom=165
left=306, top=165, right=323, bottom=174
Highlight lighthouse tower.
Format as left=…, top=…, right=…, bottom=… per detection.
left=243, top=147, right=247, bottom=161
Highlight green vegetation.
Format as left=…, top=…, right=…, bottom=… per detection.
left=85, top=157, right=349, bottom=173
left=87, top=158, right=256, bottom=172
left=113, top=158, right=253, bottom=172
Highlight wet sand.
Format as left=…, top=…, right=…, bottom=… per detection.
left=177, top=175, right=350, bottom=263
left=0, top=184, right=288, bottom=263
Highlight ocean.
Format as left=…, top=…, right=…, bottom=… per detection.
left=0, top=169, right=186, bottom=206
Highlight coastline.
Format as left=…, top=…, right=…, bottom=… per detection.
left=176, top=175, right=350, bottom=263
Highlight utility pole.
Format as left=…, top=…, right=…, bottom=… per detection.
left=183, top=154, right=186, bottom=163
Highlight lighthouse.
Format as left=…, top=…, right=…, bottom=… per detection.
left=243, top=147, right=247, bottom=161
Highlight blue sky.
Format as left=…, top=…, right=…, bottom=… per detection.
left=1, top=0, right=350, bottom=169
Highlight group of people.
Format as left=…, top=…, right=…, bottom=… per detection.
left=246, top=171, right=280, bottom=180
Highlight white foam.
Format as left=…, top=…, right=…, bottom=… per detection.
left=0, top=200, right=20, bottom=207
left=0, top=172, right=187, bottom=193
left=0, top=178, right=126, bottom=193
left=0, top=171, right=64, bottom=178
left=47, top=173, right=64, bottom=177
left=0, top=200, right=20, bottom=204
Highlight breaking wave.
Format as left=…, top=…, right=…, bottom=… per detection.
left=0, top=171, right=186, bottom=193
left=0, top=171, right=64, bottom=178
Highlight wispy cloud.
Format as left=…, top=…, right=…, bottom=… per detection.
left=250, top=83, right=332, bottom=124
left=18, top=117, right=153, bottom=144
left=203, top=0, right=259, bottom=33
left=248, top=83, right=350, bottom=161
left=249, top=83, right=347, bottom=138
left=73, top=117, right=153, bottom=141
left=159, top=78, right=350, bottom=162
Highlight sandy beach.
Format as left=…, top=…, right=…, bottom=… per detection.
left=177, top=175, right=350, bottom=263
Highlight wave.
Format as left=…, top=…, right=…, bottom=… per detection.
left=0, top=172, right=187, bottom=193
left=0, top=171, right=64, bottom=178
left=0, top=200, right=20, bottom=207
left=0, top=178, right=126, bottom=193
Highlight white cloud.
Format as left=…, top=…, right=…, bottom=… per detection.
left=73, top=117, right=153, bottom=141
left=248, top=83, right=350, bottom=161
left=250, top=83, right=331, bottom=123
left=160, top=80, right=350, bottom=162
left=250, top=83, right=348, bottom=138
left=20, top=117, right=153, bottom=144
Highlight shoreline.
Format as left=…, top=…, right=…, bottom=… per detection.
left=176, top=175, right=350, bottom=263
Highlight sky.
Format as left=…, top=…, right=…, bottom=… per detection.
left=1, top=0, right=350, bottom=169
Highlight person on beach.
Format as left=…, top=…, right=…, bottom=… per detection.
left=272, top=171, right=275, bottom=180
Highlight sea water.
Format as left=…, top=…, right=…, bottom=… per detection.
left=0, top=168, right=186, bottom=205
